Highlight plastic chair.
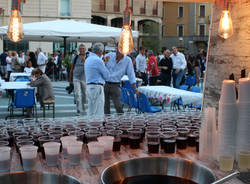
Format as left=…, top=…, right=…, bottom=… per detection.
left=179, top=85, right=189, bottom=91
left=15, top=76, right=30, bottom=82
left=190, top=86, right=201, bottom=93
left=120, top=87, right=129, bottom=106
left=188, top=86, right=202, bottom=110
left=127, top=89, right=138, bottom=111
left=185, top=75, right=196, bottom=87
left=172, top=84, right=189, bottom=111
left=9, top=89, right=37, bottom=119
left=123, top=80, right=135, bottom=92
left=137, top=93, right=161, bottom=113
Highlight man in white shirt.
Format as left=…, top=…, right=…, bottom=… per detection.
left=36, top=48, right=47, bottom=73
left=170, top=46, right=187, bottom=88
left=136, top=47, right=148, bottom=85
left=84, top=43, right=110, bottom=116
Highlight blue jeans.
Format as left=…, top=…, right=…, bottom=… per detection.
left=173, top=69, right=184, bottom=88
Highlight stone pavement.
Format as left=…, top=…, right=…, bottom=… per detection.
left=0, top=81, right=120, bottom=120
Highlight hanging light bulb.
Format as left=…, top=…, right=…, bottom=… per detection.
left=218, top=1, right=233, bottom=39
left=118, top=0, right=134, bottom=55
left=7, top=0, right=24, bottom=42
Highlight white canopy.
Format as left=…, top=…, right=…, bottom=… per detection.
left=0, top=19, right=139, bottom=42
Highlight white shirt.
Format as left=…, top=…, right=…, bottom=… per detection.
left=158, top=55, right=164, bottom=61
left=18, top=56, right=25, bottom=65
left=54, top=56, right=58, bottom=65
left=170, top=52, right=187, bottom=70
left=37, top=52, right=47, bottom=66
left=136, top=53, right=147, bottom=73
left=6, top=56, right=12, bottom=71
left=24, top=67, right=34, bottom=74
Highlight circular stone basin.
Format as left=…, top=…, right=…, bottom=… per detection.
left=101, top=157, right=216, bottom=184
left=0, top=171, right=81, bottom=184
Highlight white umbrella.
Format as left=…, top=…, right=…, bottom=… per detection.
left=0, top=19, right=139, bottom=42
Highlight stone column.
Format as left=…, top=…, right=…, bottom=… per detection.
left=158, top=19, right=162, bottom=40
left=107, top=16, right=112, bottom=26
left=204, top=0, right=250, bottom=108
left=0, top=39, right=3, bottom=53
left=134, top=19, right=138, bottom=31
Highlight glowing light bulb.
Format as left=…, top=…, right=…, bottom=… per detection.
left=7, top=9, right=24, bottom=42
left=118, top=4, right=134, bottom=55
left=118, top=25, right=134, bottom=55
left=218, top=10, right=233, bottom=39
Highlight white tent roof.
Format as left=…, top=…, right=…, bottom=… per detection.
left=0, top=19, right=139, bottom=42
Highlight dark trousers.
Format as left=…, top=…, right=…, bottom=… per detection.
left=104, top=83, right=123, bottom=114
left=149, top=76, right=158, bottom=86
left=137, top=72, right=148, bottom=86
left=160, top=74, right=171, bottom=86
left=7, top=71, right=11, bottom=81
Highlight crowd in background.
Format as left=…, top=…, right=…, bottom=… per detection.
left=0, top=44, right=206, bottom=118
left=131, top=46, right=206, bottom=89
left=0, top=48, right=67, bottom=81
left=0, top=46, right=206, bottom=86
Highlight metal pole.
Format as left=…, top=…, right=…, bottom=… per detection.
left=63, top=36, right=67, bottom=58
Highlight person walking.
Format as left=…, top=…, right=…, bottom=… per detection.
left=171, top=46, right=187, bottom=88
left=104, top=48, right=137, bottom=114
left=84, top=43, right=110, bottom=117
left=69, top=44, right=87, bottom=115
left=136, top=47, right=148, bottom=85
left=36, top=48, right=47, bottom=73
left=0, top=48, right=8, bottom=78
left=158, top=49, right=173, bottom=86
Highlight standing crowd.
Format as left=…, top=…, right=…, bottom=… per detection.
left=135, top=46, right=206, bottom=89
left=0, top=48, right=67, bottom=82
left=0, top=44, right=206, bottom=118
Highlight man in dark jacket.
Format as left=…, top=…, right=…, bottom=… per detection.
left=158, top=49, right=173, bottom=86
left=0, top=48, right=8, bottom=78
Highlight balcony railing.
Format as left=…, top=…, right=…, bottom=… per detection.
left=140, top=8, right=145, bottom=14
left=0, top=8, right=4, bottom=15
left=99, top=4, right=106, bottom=11
left=192, top=36, right=209, bottom=42
left=114, top=5, right=120, bottom=12
left=152, top=9, right=158, bottom=16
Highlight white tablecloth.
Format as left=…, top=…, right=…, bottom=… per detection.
left=10, top=73, right=31, bottom=82
left=121, top=75, right=143, bottom=82
left=0, top=82, right=31, bottom=90
left=138, top=86, right=202, bottom=105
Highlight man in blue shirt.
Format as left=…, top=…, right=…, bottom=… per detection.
left=0, top=48, right=8, bottom=78
left=84, top=43, right=110, bottom=116
left=104, top=48, right=137, bottom=114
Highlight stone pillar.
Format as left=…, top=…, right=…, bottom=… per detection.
left=204, top=0, right=250, bottom=108
left=158, top=20, right=162, bottom=40
left=134, top=19, right=138, bottom=31
left=107, top=16, right=112, bottom=26
left=0, top=39, right=3, bottom=53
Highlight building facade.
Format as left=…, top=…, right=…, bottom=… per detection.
left=91, top=0, right=163, bottom=52
left=162, top=2, right=212, bottom=54
left=0, top=0, right=91, bottom=53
